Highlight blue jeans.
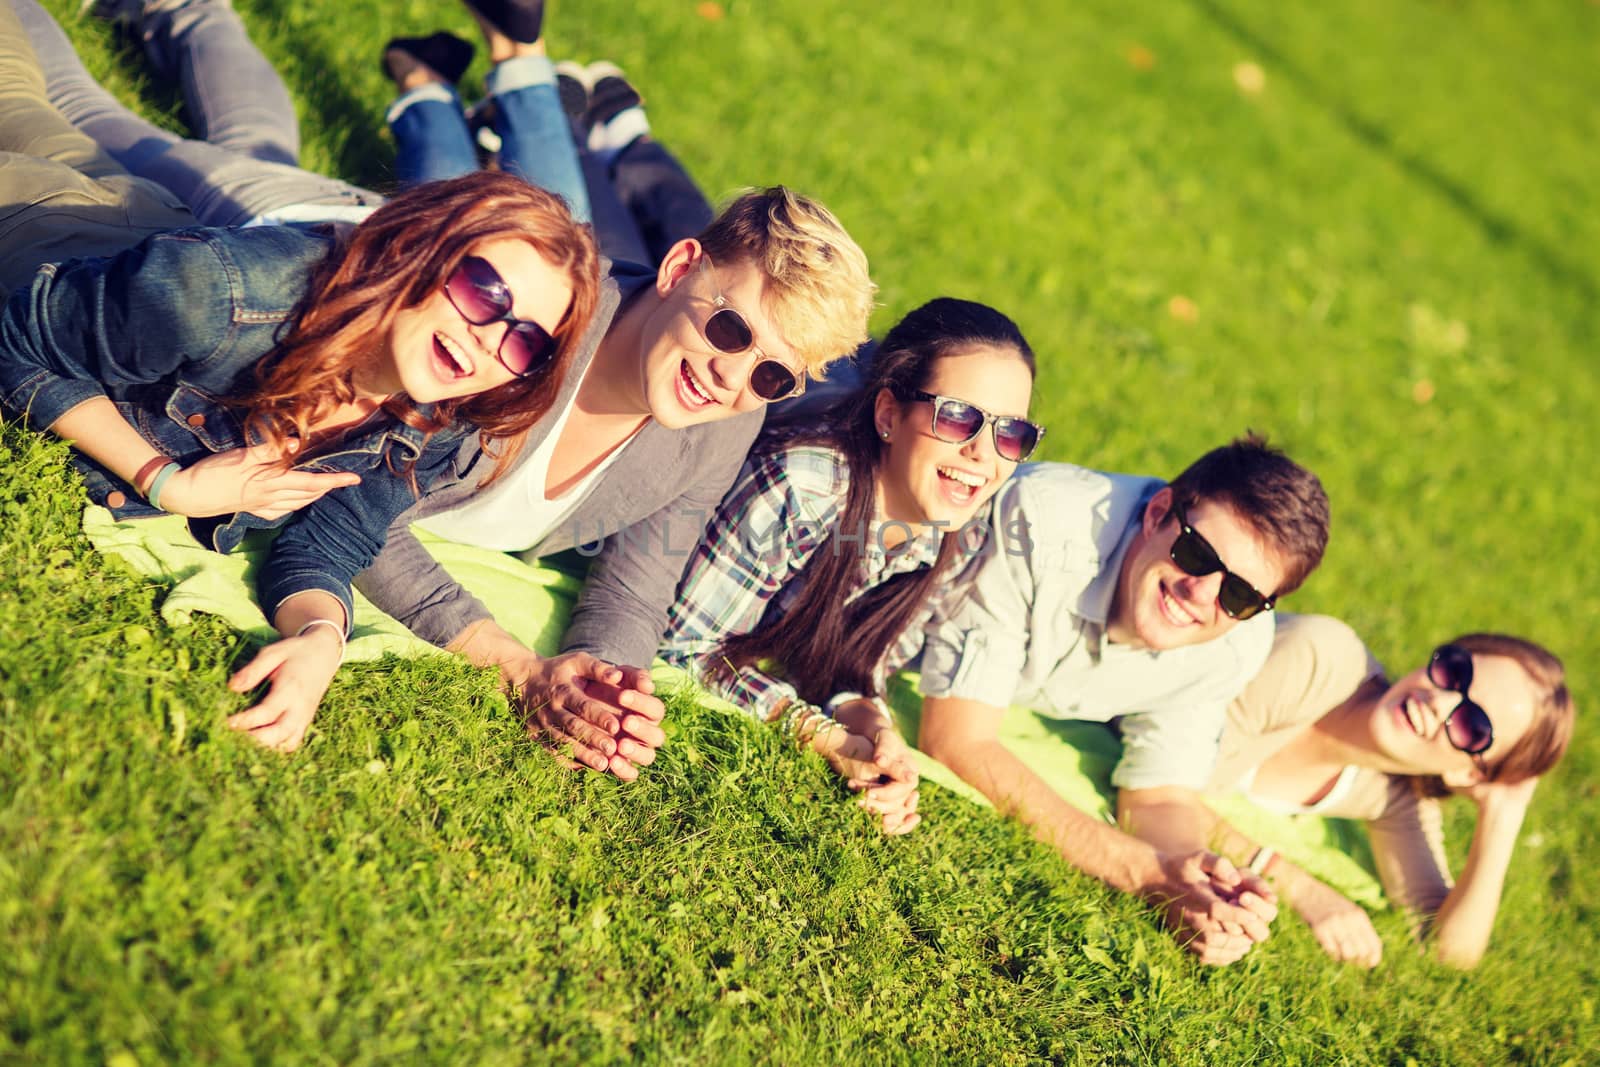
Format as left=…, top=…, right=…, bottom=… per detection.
left=607, top=135, right=713, bottom=264
left=388, top=55, right=591, bottom=223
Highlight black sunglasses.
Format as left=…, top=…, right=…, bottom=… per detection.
left=898, top=389, right=1044, bottom=462
left=1168, top=501, right=1276, bottom=621
left=1428, top=643, right=1496, bottom=759
left=442, top=255, right=559, bottom=378
left=696, top=256, right=807, bottom=402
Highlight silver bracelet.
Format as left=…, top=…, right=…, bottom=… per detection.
left=295, top=617, right=347, bottom=657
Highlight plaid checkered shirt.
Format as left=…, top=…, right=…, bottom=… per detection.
left=659, top=444, right=983, bottom=725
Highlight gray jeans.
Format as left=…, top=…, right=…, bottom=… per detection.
left=13, top=0, right=381, bottom=228
left=0, top=0, right=194, bottom=293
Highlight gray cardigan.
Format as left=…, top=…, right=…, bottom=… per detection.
left=354, top=260, right=765, bottom=666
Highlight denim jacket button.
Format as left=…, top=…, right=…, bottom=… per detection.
left=186, top=413, right=206, bottom=427
left=105, top=491, right=127, bottom=508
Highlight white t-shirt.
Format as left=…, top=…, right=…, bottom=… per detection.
left=419, top=383, right=634, bottom=551
left=243, top=203, right=379, bottom=228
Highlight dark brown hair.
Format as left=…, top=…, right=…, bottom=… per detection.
left=236, top=172, right=600, bottom=482
left=1166, top=432, right=1330, bottom=596
left=716, top=297, right=1035, bottom=704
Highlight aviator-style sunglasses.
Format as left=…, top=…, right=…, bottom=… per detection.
left=695, top=256, right=807, bottom=402
left=442, top=255, right=559, bottom=378
left=1168, top=501, right=1276, bottom=621
left=1428, top=643, right=1496, bottom=759
left=897, top=390, right=1044, bottom=462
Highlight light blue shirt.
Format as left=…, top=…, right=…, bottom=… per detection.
left=920, top=462, right=1274, bottom=791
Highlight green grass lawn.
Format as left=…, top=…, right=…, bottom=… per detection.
left=5, top=0, right=1599, bottom=1062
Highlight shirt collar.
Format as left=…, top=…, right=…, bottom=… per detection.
left=1077, top=480, right=1162, bottom=633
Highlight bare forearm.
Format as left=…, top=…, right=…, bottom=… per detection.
left=1209, top=818, right=1334, bottom=907
left=1118, top=788, right=1220, bottom=856
left=938, top=738, right=1164, bottom=894
left=51, top=396, right=166, bottom=490
left=832, top=698, right=895, bottom=739
left=272, top=590, right=348, bottom=638
left=447, top=617, right=541, bottom=684
left=1430, top=801, right=1527, bottom=969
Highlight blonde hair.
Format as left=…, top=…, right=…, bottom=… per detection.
left=695, top=186, right=875, bottom=376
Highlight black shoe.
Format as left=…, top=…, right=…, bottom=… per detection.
left=383, top=30, right=476, bottom=86
left=463, top=0, right=544, bottom=44
left=584, top=60, right=643, bottom=129
left=553, top=60, right=591, bottom=127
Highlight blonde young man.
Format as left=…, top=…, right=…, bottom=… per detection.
left=4, top=3, right=876, bottom=764
left=349, top=188, right=876, bottom=777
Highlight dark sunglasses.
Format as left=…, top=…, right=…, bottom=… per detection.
left=1168, top=501, right=1276, bottom=621
left=1428, top=643, right=1496, bottom=758
left=696, top=256, right=806, bottom=402
left=442, top=255, right=559, bottom=378
left=898, top=389, right=1044, bottom=462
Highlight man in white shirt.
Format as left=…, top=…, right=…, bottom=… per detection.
left=918, top=435, right=1330, bottom=964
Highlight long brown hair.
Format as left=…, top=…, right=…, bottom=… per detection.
left=236, top=172, right=600, bottom=479
left=716, top=297, right=1035, bottom=704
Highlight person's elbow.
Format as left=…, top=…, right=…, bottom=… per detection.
left=1431, top=930, right=1488, bottom=970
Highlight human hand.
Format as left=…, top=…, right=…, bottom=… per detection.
left=810, top=724, right=921, bottom=835
left=859, top=775, right=921, bottom=835
left=225, top=625, right=343, bottom=751
left=581, top=662, right=667, bottom=781
left=1154, top=850, right=1279, bottom=965
left=159, top=444, right=360, bottom=519
left=1292, top=876, right=1383, bottom=968
left=1464, top=773, right=1539, bottom=814
left=510, top=651, right=665, bottom=781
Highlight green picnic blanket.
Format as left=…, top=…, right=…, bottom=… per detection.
left=83, top=504, right=1385, bottom=907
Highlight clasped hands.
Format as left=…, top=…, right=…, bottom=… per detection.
left=805, top=701, right=921, bottom=836
left=1153, top=850, right=1279, bottom=966
left=508, top=650, right=667, bottom=781
left=511, top=664, right=920, bottom=837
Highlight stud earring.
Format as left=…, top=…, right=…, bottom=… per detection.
left=880, top=430, right=891, bottom=440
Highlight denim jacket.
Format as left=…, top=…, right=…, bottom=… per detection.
left=0, top=225, right=462, bottom=631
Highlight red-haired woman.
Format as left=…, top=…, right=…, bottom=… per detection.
left=0, top=170, right=600, bottom=751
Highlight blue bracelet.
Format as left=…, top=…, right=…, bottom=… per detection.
left=145, top=462, right=182, bottom=511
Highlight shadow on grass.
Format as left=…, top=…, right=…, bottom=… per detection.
left=1190, top=0, right=1598, bottom=303
left=267, top=33, right=397, bottom=194
left=107, top=16, right=396, bottom=196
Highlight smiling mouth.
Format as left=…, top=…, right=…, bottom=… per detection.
left=1158, top=581, right=1199, bottom=626
left=433, top=333, right=473, bottom=379
left=936, top=465, right=985, bottom=504
left=678, top=360, right=718, bottom=408
left=1400, top=697, right=1427, bottom=736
